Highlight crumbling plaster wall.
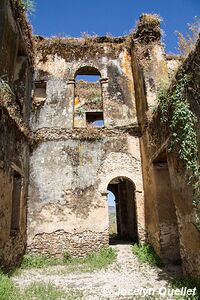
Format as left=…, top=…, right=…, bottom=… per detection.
left=0, top=113, right=29, bottom=269
left=133, top=15, right=200, bottom=276
left=28, top=134, right=144, bottom=255
left=0, top=0, right=33, bottom=270
left=0, top=0, right=20, bottom=83
left=31, top=41, right=137, bottom=130
left=131, top=15, right=171, bottom=258
left=28, top=36, right=145, bottom=256
left=165, top=38, right=200, bottom=276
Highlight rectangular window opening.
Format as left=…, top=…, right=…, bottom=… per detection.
left=33, top=81, right=47, bottom=102
left=13, top=41, right=27, bottom=112
left=10, top=171, right=22, bottom=234
left=86, top=111, right=104, bottom=127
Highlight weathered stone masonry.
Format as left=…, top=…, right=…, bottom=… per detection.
left=28, top=34, right=145, bottom=256
left=0, top=2, right=199, bottom=276
left=0, top=0, right=33, bottom=270
left=131, top=15, right=200, bottom=276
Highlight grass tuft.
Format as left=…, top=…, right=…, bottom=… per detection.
left=172, top=277, right=200, bottom=300
left=19, top=246, right=117, bottom=273
left=0, top=272, right=82, bottom=300
left=20, top=254, right=63, bottom=269
left=0, top=272, right=20, bottom=300
left=24, top=283, right=82, bottom=300
left=63, top=247, right=117, bottom=273
left=132, top=243, right=164, bottom=268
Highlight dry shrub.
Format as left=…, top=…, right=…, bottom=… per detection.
left=135, top=14, right=162, bottom=44
left=176, top=16, right=200, bottom=57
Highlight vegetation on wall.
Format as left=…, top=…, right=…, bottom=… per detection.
left=134, top=14, right=162, bottom=44
left=18, top=0, right=35, bottom=14
left=75, top=81, right=102, bottom=111
left=0, top=77, right=30, bottom=137
left=176, top=17, right=200, bottom=57
left=0, top=77, right=13, bottom=105
left=157, top=74, right=200, bottom=229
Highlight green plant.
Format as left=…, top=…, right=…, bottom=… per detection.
left=76, top=106, right=85, bottom=116
left=172, top=277, right=200, bottom=300
left=0, top=273, right=82, bottom=300
left=83, top=247, right=117, bottom=270
left=132, top=243, right=164, bottom=267
left=20, top=254, right=62, bottom=269
left=63, top=247, right=117, bottom=272
left=18, top=247, right=117, bottom=273
left=0, top=272, right=21, bottom=300
left=157, top=74, right=200, bottom=228
left=24, top=283, right=82, bottom=300
left=63, top=251, right=72, bottom=263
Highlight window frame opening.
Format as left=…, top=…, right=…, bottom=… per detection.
left=33, top=81, right=47, bottom=106
left=85, top=111, right=104, bottom=127
left=74, top=66, right=104, bottom=128
left=10, top=170, right=23, bottom=235
left=13, top=40, right=28, bottom=114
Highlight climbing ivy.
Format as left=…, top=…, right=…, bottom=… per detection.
left=157, top=74, right=200, bottom=229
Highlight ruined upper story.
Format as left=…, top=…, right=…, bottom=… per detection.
left=0, top=2, right=184, bottom=138
left=31, top=35, right=137, bottom=130
left=31, top=14, right=183, bottom=134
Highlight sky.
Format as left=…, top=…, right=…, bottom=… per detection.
left=30, top=0, right=200, bottom=53
left=29, top=0, right=199, bottom=207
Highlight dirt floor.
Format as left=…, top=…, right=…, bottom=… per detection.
left=12, top=243, right=182, bottom=300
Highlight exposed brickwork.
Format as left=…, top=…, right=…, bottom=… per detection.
left=27, top=230, right=109, bottom=257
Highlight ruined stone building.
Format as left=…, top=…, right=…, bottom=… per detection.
left=0, top=0, right=200, bottom=277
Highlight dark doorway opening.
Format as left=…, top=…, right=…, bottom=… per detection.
left=107, top=177, right=138, bottom=244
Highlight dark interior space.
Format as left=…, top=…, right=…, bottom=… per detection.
left=107, top=177, right=138, bottom=244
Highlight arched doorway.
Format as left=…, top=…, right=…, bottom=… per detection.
left=107, top=177, right=138, bottom=242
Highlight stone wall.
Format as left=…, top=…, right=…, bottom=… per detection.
left=28, top=34, right=145, bottom=256
left=31, top=38, right=137, bottom=130
left=28, top=134, right=145, bottom=255
left=0, top=0, right=33, bottom=270
left=27, top=230, right=109, bottom=257
left=133, top=15, right=200, bottom=276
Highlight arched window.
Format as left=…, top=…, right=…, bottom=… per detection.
left=74, top=66, right=104, bottom=128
